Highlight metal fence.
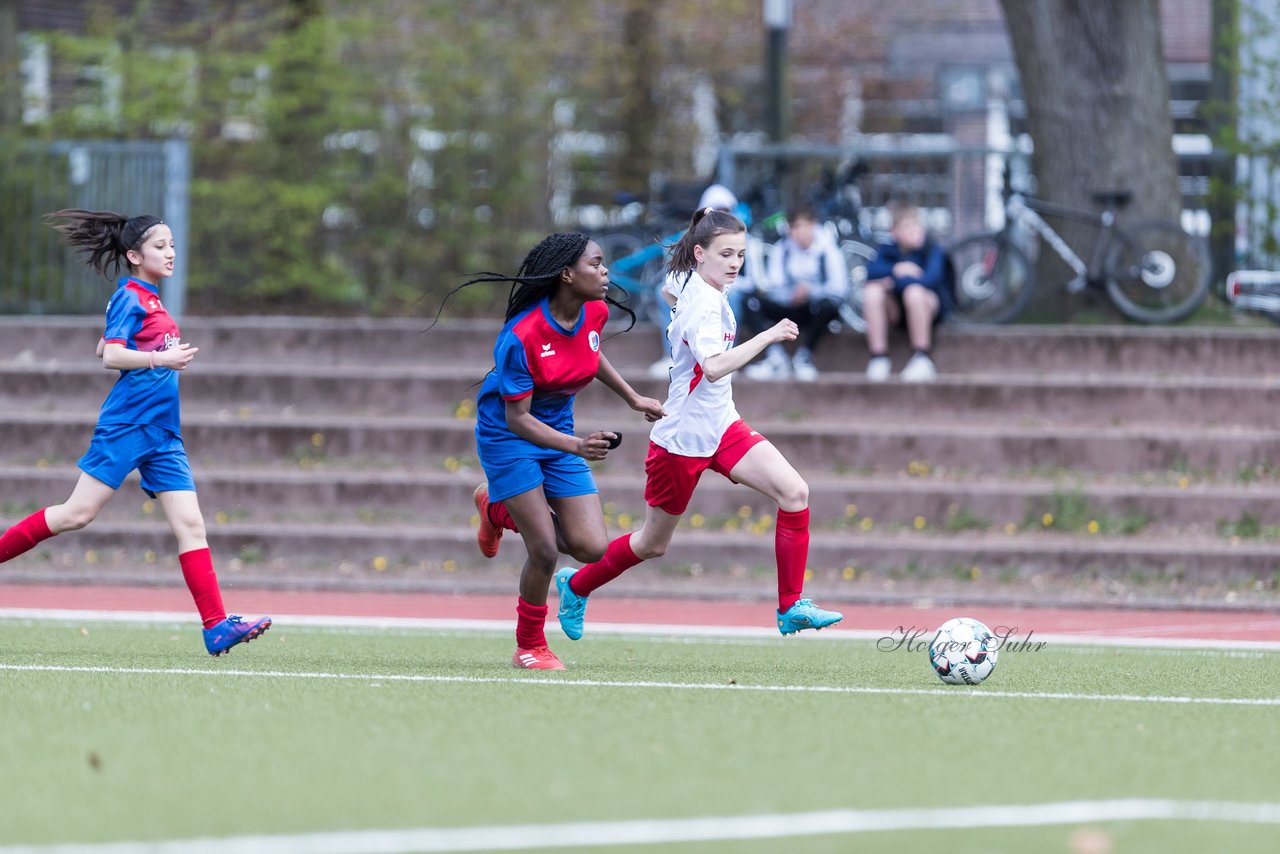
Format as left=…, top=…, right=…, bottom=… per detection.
left=0, top=140, right=189, bottom=317
left=1235, top=152, right=1280, bottom=271
left=715, top=140, right=1277, bottom=265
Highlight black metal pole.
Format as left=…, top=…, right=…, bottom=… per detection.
left=766, top=25, right=788, bottom=145
left=765, top=9, right=790, bottom=211
left=1207, top=0, right=1239, bottom=285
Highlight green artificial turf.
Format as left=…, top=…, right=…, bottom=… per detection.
left=1, top=619, right=1278, bottom=853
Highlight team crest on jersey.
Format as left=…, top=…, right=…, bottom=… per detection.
left=588, top=330, right=600, bottom=352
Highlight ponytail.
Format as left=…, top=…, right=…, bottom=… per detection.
left=44, top=209, right=165, bottom=278
left=665, top=207, right=746, bottom=278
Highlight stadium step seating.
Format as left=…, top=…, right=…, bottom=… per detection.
left=3, top=315, right=1279, bottom=605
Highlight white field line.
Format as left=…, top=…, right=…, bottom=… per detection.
left=2, top=799, right=1279, bottom=853
left=1, top=662, right=1278, bottom=707
left=7, top=616, right=1273, bottom=658
left=3, top=607, right=1280, bottom=652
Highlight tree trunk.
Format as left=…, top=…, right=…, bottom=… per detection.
left=1206, top=0, right=1238, bottom=284
left=617, top=0, right=660, bottom=198
left=999, top=0, right=1181, bottom=319
left=0, top=0, right=19, bottom=130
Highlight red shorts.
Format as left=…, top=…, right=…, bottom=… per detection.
left=643, top=419, right=767, bottom=515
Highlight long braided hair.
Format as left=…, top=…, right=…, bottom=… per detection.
left=44, top=209, right=165, bottom=278
left=433, top=231, right=636, bottom=328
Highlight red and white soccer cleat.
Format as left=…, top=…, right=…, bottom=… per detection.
left=512, top=645, right=565, bottom=670
left=473, top=482, right=502, bottom=559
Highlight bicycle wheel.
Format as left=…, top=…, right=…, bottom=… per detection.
left=596, top=231, right=660, bottom=324
left=1105, top=220, right=1211, bottom=323
left=947, top=233, right=1034, bottom=325
left=837, top=239, right=877, bottom=333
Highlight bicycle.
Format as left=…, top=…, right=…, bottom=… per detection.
left=595, top=205, right=778, bottom=330
left=948, top=172, right=1211, bottom=324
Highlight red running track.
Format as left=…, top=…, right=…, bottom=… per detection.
left=3, top=583, right=1280, bottom=644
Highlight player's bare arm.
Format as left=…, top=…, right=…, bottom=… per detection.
left=594, top=354, right=666, bottom=422
left=504, top=396, right=614, bottom=461
left=703, top=319, right=799, bottom=383
left=101, top=341, right=198, bottom=371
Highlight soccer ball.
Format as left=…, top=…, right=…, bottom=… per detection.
left=928, top=617, right=999, bottom=685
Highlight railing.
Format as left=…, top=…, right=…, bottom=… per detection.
left=715, top=138, right=1275, bottom=269
left=0, top=139, right=189, bottom=317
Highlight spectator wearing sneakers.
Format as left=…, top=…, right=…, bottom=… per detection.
left=741, top=207, right=848, bottom=382
left=862, top=200, right=953, bottom=383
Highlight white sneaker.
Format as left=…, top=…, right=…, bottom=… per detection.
left=646, top=357, right=674, bottom=379
left=791, top=350, right=819, bottom=382
left=865, top=356, right=891, bottom=383
left=900, top=353, right=937, bottom=383
left=744, top=346, right=790, bottom=381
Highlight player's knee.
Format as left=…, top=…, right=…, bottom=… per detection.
left=568, top=539, right=607, bottom=565
left=525, top=540, right=560, bottom=572
left=171, top=514, right=206, bottom=542
left=59, top=505, right=98, bottom=531
left=777, top=480, right=809, bottom=513
left=634, top=539, right=667, bottom=561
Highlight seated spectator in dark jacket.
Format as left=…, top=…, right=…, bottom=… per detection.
left=862, top=201, right=953, bottom=383
left=741, top=207, right=848, bottom=382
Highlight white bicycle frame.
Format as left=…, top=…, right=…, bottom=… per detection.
left=1006, top=193, right=1109, bottom=294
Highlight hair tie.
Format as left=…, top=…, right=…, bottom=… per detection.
left=704, top=206, right=714, bottom=216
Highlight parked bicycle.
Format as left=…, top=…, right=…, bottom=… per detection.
left=949, top=170, right=1211, bottom=324
left=595, top=169, right=879, bottom=337
left=595, top=205, right=780, bottom=327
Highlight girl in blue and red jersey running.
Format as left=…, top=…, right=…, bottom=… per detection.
left=458, top=232, right=666, bottom=670
left=553, top=208, right=843, bottom=642
left=0, top=209, right=270, bottom=656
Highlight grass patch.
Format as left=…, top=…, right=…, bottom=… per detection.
left=1, top=620, right=1278, bottom=851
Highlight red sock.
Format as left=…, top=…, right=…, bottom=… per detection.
left=179, top=548, right=227, bottom=629
left=775, top=508, right=810, bottom=613
left=515, top=596, right=548, bottom=649
left=570, top=534, right=642, bottom=597
left=489, top=501, right=519, bottom=533
left=0, top=509, right=53, bottom=563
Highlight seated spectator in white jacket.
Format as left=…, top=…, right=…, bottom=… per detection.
left=742, top=207, right=848, bottom=381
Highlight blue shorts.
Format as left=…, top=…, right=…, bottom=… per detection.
left=78, top=424, right=196, bottom=498
left=479, top=444, right=598, bottom=503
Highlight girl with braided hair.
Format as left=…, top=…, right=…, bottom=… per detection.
left=554, top=208, right=843, bottom=644
left=0, top=210, right=271, bottom=656
left=464, top=232, right=665, bottom=669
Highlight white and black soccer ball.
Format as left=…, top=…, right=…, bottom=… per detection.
left=928, top=617, right=999, bottom=685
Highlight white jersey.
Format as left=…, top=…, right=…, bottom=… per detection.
left=649, top=271, right=741, bottom=457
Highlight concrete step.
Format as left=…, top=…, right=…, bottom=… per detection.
left=7, top=315, right=1280, bottom=375
left=3, top=412, right=1277, bottom=475
left=3, top=520, right=1277, bottom=586
left=4, top=466, right=1278, bottom=533
left=7, top=363, right=1280, bottom=427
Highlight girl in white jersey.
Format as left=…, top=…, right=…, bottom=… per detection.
left=553, top=208, right=843, bottom=640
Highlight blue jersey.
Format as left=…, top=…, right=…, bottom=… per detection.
left=475, top=297, right=608, bottom=458
left=98, top=277, right=182, bottom=436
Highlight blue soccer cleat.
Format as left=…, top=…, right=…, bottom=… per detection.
left=777, top=599, right=843, bottom=635
left=204, top=615, right=272, bottom=656
left=555, top=567, right=588, bottom=641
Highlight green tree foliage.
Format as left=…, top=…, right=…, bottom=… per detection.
left=11, top=0, right=754, bottom=316
left=1198, top=0, right=1280, bottom=270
